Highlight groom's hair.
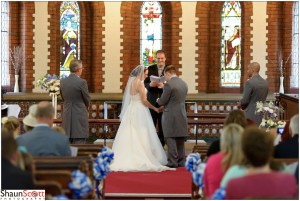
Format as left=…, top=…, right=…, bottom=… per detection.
left=164, top=65, right=176, bottom=75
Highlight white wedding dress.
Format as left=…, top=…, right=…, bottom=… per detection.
left=110, top=91, right=173, bottom=172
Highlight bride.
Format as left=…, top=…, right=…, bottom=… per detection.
left=110, top=65, right=174, bottom=172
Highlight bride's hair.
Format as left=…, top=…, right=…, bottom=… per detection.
left=130, top=65, right=145, bottom=78
left=119, top=65, right=145, bottom=121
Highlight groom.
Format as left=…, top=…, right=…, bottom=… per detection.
left=157, top=65, right=188, bottom=168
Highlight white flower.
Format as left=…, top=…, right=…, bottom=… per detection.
left=36, top=74, right=62, bottom=96
left=255, top=100, right=285, bottom=128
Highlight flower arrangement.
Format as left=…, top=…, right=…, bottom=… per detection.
left=36, top=74, right=66, bottom=96
left=185, top=153, right=206, bottom=197
left=255, top=101, right=285, bottom=129
left=10, top=46, right=25, bottom=75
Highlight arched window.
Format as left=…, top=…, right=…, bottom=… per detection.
left=140, top=1, right=162, bottom=66
left=60, top=1, right=80, bottom=76
left=220, top=1, right=241, bottom=87
left=1, top=1, right=9, bottom=86
left=291, top=1, right=299, bottom=89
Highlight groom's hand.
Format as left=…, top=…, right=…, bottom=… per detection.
left=158, top=106, right=164, bottom=113
left=157, top=82, right=164, bottom=89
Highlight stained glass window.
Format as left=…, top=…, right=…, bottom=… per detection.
left=1, top=1, right=9, bottom=86
left=60, top=1, right=80, bottom=77
left=140, top=1, right=162, bottom=66
left=291, top=1, right=299, bottom=88
left=220, top=1, right=241, bottom=87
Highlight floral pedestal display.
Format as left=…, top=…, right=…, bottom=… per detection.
left=51, top=93, right=58, bottom=119
left=36, top=74, right=66, bottom=119
left=14, top=74, right=19, bottom=93
left=255, top=100, right=285, bottom=133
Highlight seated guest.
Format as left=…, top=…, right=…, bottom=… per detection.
left=2, top=116, right=20, bottom=138
left=204, top=123, right=245, bottom=199
left=17, top=150, right=35, bottom=174
left=23, top=104, right=38, bottom=132
left=274, top=114, right=299, bottom=158
left=17, top=101, right=71, bottom=156
left=226, top=127, right=298, bottom=199
left=207, top=110, right=247, bottom=158
left=1, top=104, right=8, bottom=118
left=279, top=120, right=291, bottom=142
left=295, top=163, right=299, bottom=185
left=1, top=128, right=34, bottom=189
left=53, top=125, right=66, bottom=135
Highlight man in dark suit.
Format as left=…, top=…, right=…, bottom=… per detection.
left=157, top=65, right=188, bottom=168
left=60, top=59, right=90, bottom=144
left=17, top=101, right=71, bottom=156
left=2, top=128, right=34, bottom=189
left=237, top=62, right=269, bottom=125
left=144, top=50, right=167, bottom=147
left=274, top=114, right=299, bottom=158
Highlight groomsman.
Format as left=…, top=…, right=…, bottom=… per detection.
left=60, top=59, right=90, bottom=144
left=237, top=62, right=268, bottom=125
left=157, top=65, right=188, bottom=168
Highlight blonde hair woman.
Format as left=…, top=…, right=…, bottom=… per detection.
left=2, top=116, right=20, bottom=138
left=220, top=123, right=245, bottom=170
left=203, top=123, right=244, bottom=199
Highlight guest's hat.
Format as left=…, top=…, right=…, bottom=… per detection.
left=23, top=104, right=38, bottom=127
left=1, top=104, right=8, bottom=110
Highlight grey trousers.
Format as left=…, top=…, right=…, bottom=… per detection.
left=70, top=138, right=86, bottom=144
left=165, top=137, right=186, bottom=167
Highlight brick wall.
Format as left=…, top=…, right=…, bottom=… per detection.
left=48, top=2, right=105, bottom=92
left=120, top=1, right=182, bottom=91
left=266, top=2, right=295, bottom=93
left=195, top=2, right=253, bottom=93
left=5, top=2, right=297, bottom=94
left=9, top=2, right=35, bottom=92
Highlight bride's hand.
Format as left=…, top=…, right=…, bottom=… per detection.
left=153, top=107, right=159, bottom=113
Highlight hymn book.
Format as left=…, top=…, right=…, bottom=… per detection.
left=150, top=75, right=166, bottom=83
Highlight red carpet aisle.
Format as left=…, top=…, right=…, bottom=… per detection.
left=104, top=167, right=192, bottom=199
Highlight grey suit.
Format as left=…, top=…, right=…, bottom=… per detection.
left=60, top=74, right=90, bottom=139
left=158, top=76, right=188, bottom=167
left=240, top=74, right=268, bottom=125
left=17, top=126, right=71, bottom=156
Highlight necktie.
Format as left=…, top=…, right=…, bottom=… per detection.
left=158, top=68, right=163, bottom=77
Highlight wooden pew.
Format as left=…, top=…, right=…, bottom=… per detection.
left=35, top=170, right=72, bottom=196
left=33, top=156, right=96, bottom=199
left=34, top=180, right=63, bottom=198
left=71, top=144, right=104, bottom=158
left=273, top=158, right=299, bottom=165
left=191, top=144, right=210, bottom=200
left=187, top=113, right=227, bottom=119
left=192, top=144, right=210, bottom=161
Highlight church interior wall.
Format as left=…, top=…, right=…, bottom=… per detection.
left=4, top=1, right=297, bottom=94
